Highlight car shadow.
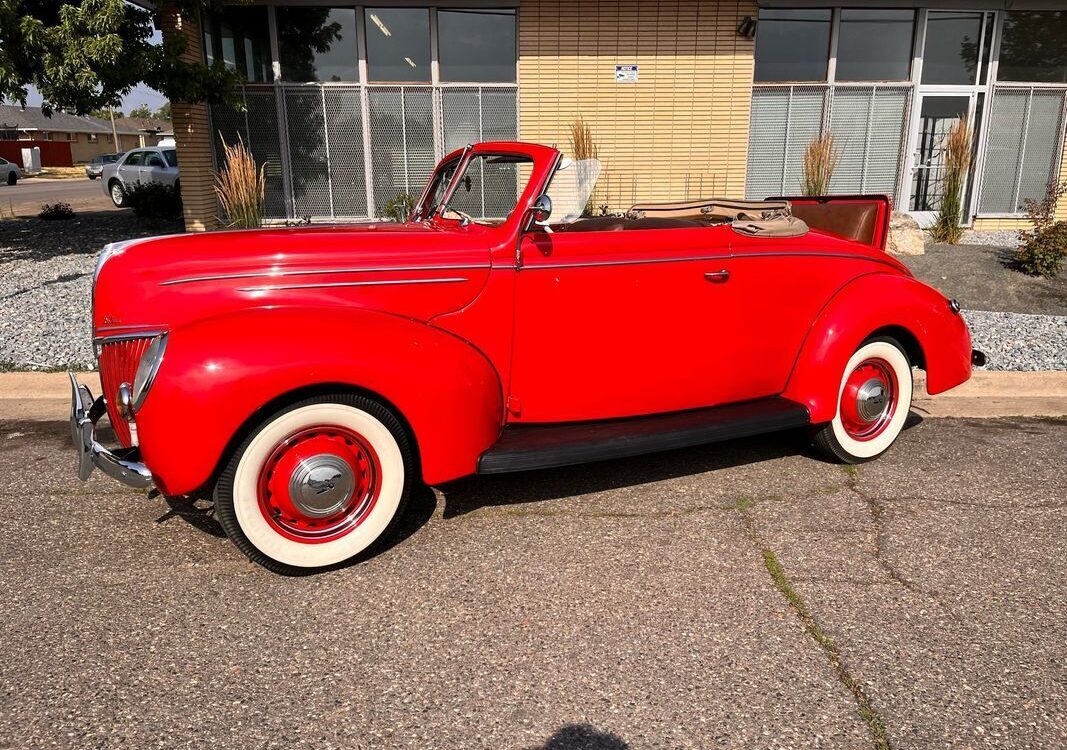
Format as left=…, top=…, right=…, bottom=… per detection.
left=526, top=724, right=629, bottom=750
left=437, top=427, right=811, bottom=519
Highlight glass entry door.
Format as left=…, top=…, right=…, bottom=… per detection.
left=904, top=10, right=995, bottom=226
left=908, top=94, right=973, bottom=224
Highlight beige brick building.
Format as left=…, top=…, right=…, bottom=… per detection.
left=160, top=0, right=1067, bottom=232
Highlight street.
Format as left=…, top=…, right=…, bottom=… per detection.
left=0, top=177, right=118, bottom=216
left=0, top=416, right=1064, bottom=749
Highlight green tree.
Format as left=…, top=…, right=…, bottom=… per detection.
left=128, top=104, right=153, bottom=119
left=155, top=101, right=171, bottom=120
left=0, top=0, right=240, bottom=115
left=89, top=107, right=122, bottom=120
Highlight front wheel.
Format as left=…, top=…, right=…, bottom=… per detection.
left=812, top=337, right=913, bottom=464
left=109, top=180, right=126, bottom=207
left=6, top=171, right=16, bottom=186
left=214, top=394, right=414, bottom=574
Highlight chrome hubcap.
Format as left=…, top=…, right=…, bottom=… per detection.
left=856, top=378, right=889, bottom=422
left=288, top=454, right=355, bottom=517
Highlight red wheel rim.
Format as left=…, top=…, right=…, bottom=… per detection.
left=256, top=426, right=381, bottom=543
left=839, top=357, right=898, bottom=441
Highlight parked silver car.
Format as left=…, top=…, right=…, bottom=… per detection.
left=0, top=157, right=21, bottom=186
left=101, top=147, right=179, bottom=207
left=85, top=153, right=123, bottom=180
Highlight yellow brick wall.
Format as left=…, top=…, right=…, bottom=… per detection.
left=160, top=1, right=219, bottom=231
left=973, top=132, right=1067, bottom=231
left=518, top=0, right=756, bottom=211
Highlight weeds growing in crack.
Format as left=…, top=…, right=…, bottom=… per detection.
left=732, top=499, right=892, bottom=750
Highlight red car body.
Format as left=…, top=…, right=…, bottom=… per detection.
left=75, top=141, right=976, bottom=570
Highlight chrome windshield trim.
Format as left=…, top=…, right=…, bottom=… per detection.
left=160, top=264, right=485, bottom=286
left=236, top=277, right=470, bottom=293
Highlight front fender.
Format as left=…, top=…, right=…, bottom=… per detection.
left=135, top=306, right=503, bottom=495
left=782, top=273, right=972, bottom=423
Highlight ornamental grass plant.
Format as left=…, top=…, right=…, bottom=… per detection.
left=929, top=118, right=971, bottom=244
left=215, top=136, right=265, bottom=229
left=802, top=133, right=839, bottom=196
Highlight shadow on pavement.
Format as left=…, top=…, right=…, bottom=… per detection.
left=528, top=724, right=629, bottom=750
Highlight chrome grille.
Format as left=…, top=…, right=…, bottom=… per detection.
left=98, top=337, right=152, bottom=447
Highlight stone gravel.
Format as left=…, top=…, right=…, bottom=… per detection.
left=0, top=215, right=181, bottom=368
left=1, top=218, right=1064, bottom=372
left=957, top=229, right=1021, bottom=248
left=965, top=310, right=1067, bottom=372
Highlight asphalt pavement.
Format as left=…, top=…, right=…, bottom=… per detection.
left=0, top=176, right=118, bottom=216
left=0, top=416, right=1064, bottom=749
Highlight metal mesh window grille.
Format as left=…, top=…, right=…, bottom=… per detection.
left=441, top=88, right=520, bottom=218
left=210, top=83, right=517, bottom=220
left=746, top=84, right=912, bottom=199
left=978, top=86, right=1067, bottom=214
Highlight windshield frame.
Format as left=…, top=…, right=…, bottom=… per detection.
left=436, top=151, right=535, bottom=225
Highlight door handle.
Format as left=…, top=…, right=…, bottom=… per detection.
left=704, top=270, right=730, bottom=283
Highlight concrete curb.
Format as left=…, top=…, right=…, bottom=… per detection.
left=0, top=370, right=1065, bottom=422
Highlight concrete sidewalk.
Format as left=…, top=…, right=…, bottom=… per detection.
left=2, top=370, right=1065, bottom=421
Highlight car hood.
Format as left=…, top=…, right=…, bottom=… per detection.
left=92, top=222, right=495, bottom=337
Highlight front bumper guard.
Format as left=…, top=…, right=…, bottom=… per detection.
left=69, top=373, right=153, bottom=489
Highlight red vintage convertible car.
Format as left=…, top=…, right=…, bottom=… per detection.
left=71, top=141, right=982, bottom=573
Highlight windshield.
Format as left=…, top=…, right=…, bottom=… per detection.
left=543, top=158, right=602, bottom=224
left=440, top=153, right=533, bottom=224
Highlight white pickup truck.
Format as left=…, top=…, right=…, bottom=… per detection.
left=101, top=146, right=179, bottom=207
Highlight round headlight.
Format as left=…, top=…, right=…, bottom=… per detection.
left=132, top=333, right=168, bottom=411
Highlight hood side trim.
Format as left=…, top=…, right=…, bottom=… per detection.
left=161, top=263, right=487, bottom=287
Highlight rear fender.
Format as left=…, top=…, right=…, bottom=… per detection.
left=135, top=306, right=503, bottom=495
left=782, top=273, right=972, bottom=423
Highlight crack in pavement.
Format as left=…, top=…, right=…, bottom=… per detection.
left=732, top=499, right=892, bottom=750
left=841, top=466, right=926, bottom=596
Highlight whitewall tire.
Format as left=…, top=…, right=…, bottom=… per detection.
left=215, top=394, right=414, bottom=574
left=813, top=338, right=913, bottom=463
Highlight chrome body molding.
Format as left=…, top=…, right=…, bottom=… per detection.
left=160, top=264, right=485, bottom=286
left=92, top=328, right=167, bottom=347
left=527, top=251, right=900, bottom=272
left=68, top=373, right=153, bottom=490
left=236, top=277, right=470, bottom=293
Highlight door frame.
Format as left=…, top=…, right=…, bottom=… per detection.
left=899, top=8, right=1001, bottom=227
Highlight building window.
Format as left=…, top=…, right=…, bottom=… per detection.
left=88, top=133, right=99, bottom=143
left=437, top=9, right=516, bottom=82
left=921, top=11, right=985, bottom=86
left=753, top=9, right=831, bottom=82
left=836, top=10, right=914, bottom=82
left=204, top=6, right=271, bottom=83
left=365, top=8, right=431, bottom=82
left=998, top=12, right=1067, bottom=84
left=279, top=7, right=359, bottom=82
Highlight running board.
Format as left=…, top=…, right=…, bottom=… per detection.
left=478, top=397, right=810, bottom=474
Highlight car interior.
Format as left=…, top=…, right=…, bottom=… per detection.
left=553, top=195, right=887, bottom=246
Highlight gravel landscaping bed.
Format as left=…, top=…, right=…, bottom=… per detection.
left=1, top=217, right=1064, bottom=372
left=0, top=214, right=182, bottom=369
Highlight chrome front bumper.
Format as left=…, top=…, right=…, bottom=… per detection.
left=69, top=373, right=153, bottom=489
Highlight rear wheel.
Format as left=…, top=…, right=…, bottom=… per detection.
left=214, top=394, right=414, bottom=574
left=812, top=337, right=913, bottom=464
left=6, top=171, right=16, bottom=186
left=109, top=180, right=126, bottom=207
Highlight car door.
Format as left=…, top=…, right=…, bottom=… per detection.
left=118, top=151, right=143, bottom=185
left=142, top=151, right=171, bottom=185
left=508, top=224, right=744, bottom=423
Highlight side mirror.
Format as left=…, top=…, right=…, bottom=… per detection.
left=530, top=194, right=552, bottom=224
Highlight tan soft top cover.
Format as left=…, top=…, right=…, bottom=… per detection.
left=628, top=197, right=809, bottom=237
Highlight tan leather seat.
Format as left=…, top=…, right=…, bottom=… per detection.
left=787, top=202, right=879, bottom=245
left=629, top=198, right=791, bottom=222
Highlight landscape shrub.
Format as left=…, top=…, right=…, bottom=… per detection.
left=1017, top=181, right=1067, bottom=278
left=125, top=182, right=183, bottom=221
left=38, top=202, right=75, bottom=220
left=383, top=192, right=415, bottom=223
